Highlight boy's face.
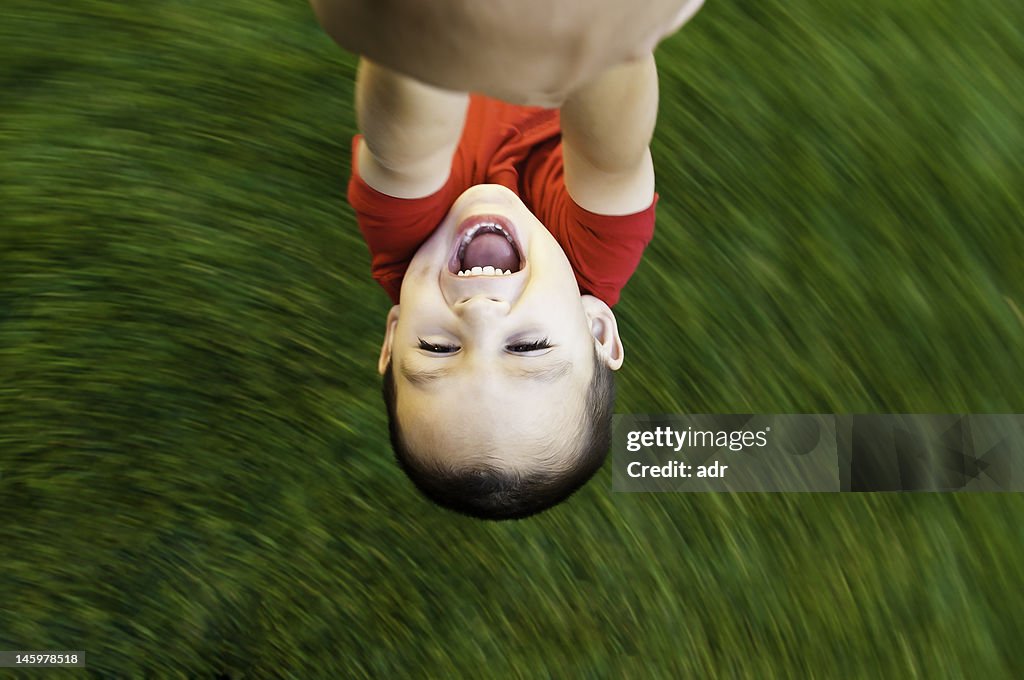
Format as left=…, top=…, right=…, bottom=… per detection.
left=379, top=184, right=623, bottom=470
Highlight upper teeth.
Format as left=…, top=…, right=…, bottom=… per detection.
left=455, top=222, right=519, bottom=277
left=458, top=267, right=513, bottom=277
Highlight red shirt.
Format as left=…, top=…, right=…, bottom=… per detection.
left=347, top=95, right=656, bottom=307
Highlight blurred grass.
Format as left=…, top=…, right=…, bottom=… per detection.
left=1, top=0, right=1022, bottom=677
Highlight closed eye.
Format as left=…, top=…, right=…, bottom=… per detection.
left=418, top=338, right=460, bottom=354
left=506, top=339, right=552, bottom=353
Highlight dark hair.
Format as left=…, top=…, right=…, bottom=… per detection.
left=382, top=352, right=615, bottom=520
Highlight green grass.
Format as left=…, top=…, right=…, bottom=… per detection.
left=2, top=0, right=1023, bottom=676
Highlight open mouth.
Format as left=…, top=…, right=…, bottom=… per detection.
left=447, top=216, right=523, bottom=277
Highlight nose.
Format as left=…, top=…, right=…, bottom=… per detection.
left=454, top=295, right=511, bottom=322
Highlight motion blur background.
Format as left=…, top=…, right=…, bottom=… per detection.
left=1, top=0, right=1022, bottom=676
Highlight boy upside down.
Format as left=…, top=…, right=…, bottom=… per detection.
left=312, top=3, right=703, bottom=519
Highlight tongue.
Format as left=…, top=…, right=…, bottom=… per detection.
left=462, top=232, right=518, bottom=271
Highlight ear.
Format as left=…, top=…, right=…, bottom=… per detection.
left=378, top=305, right=400, bottom=375
left=581, top=295, right=624, bottom=370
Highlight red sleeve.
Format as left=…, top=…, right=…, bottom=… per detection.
left=521, top=142, right=657, bottom=308
left=347, top=136, right=461, bottom=304
left=558, top=197, right=657, bottom=308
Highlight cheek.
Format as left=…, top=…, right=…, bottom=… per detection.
left=405, top=243, right=447, bottom=282
left=531, top=242, right=578, bottom=282
left=404, top=263, right=431, bottom=283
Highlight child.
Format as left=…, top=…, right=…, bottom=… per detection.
left=347, top=55, right=662, bottom=520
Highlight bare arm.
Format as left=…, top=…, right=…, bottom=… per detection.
left=560, top=54, right=659, bottom=215
left=355, top=58, right=469, bottom=199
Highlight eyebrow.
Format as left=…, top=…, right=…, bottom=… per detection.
left=400, top=359, right=573, bottom=387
